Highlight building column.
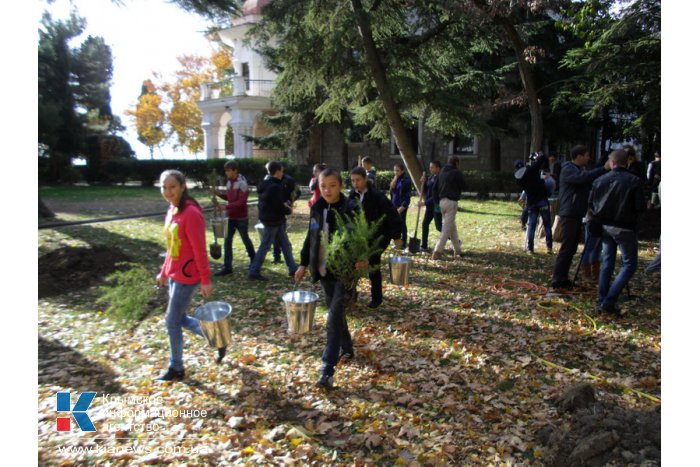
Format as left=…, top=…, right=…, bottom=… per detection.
left=231, top=125, right=253, bottom=158
left=203, top=123, right=223, bottom=159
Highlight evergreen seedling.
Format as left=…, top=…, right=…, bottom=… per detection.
left=326, top=206, right=385, bottom=290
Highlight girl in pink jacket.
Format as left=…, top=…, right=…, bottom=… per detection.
left=156, top=170, right=216, bottom=381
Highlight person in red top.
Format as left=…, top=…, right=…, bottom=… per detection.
left=214, top=160, right=257, bottom=275
left=156, top=170, right=216, bottom=381
left=308, top=163, right=326, bottom=208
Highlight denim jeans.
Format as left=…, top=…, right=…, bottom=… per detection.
left=319, top=278, right=353, bottom=377
left=223, top=218, right=256, bottom=270
left=272, top=219, right=288, bottom=261
left=165, top=279, right=203, bottom=371
left=598, top=227, right=638, bottom=310
left=420, top=203, right=443, bottom=249
left=249, top=223, right=298, bottom=276
left=581, top=223, right=602, bottom=266
left=526, top=200, right=552, bottom=251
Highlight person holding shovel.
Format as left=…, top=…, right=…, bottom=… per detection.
left=214, top=160, right=256, bottom=276
left=295, top=168, right=368, bottom=389
left=349, top=167, right=403, bottom=308
left=156, top=170, right=217, bottom=382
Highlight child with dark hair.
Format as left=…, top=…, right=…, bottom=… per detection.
left=390, top=163, right=412, bottom=246
left=295, top=168, right=367, bottom=389
left=419, top=160, right=443, bottom=251
left=361, top=156, right=376, bottom=185
left=249, top=161, right=298, bottom=280
left=273, top=163, right=300, bottom=263
left=156, top=170, right=218, bottom=381
left=349, top=166, right=403, bottom=308
left=308, top=163, right=327, bottom=208
left=214, top=161, right=256, bottom=275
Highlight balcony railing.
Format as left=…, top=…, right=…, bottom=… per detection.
left=200, top=77, right=274, bottom=100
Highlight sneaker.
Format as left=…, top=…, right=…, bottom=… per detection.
left=216, top=347, right=226, bottom=364
left=315, top=374, right=334, bottom=389
left=248, top=273, right=269, bottom=281
left=340, top=349, right=354, bottom=360
left=546, top=248, right=554, bottom=255
left=526, top=250, right=535, bottom=255
left=214, top=268, right=233, bottom=277
left=420, top=247, right=430, bottom=253
left=156, top=367, right=185, bottom=381
left=431, top=251, right=444, bottom=261
left=368, top=299, right=382, bottom=309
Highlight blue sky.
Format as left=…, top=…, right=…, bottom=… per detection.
left=41, top=0, right=218, bottom=159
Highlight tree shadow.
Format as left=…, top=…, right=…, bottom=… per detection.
left=38, top=336, right=126, bottom=394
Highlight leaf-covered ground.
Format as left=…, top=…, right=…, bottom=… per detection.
left=38, top=192, right=661, bottom=465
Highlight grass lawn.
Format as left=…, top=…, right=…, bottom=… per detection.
left=38, top=187, right=661, bottom=465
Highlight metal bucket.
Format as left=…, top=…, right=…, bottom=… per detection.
left=254, top=223, right=265, bottom=242
left=281, top=290, right=319, bottom=334
left=389, top=256, right=412, bottom=285
left=211, top=218, right=226, bottom=238
left=193, top=301, right=232, bottom=348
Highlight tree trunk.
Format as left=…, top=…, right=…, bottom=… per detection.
left=39, top=197, right=56, bottom=218
left=350, top=0, right=424, bottom=192
left=498, top=19, right=543, bottom=154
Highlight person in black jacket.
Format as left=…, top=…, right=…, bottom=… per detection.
left=390, top=163, right=412, bottom=245
left=419, top=160, right=443, bottom=251
left=432, top=156, right=468, bottom=260
left=546, top=152, right=562, bottom=192
left=623, top=145, right=645, bottom=181
left=589, top=149, right=645, bottom=315
left=550, top=146, right=608, bottom=289
left=514, top=152, right=554, bottom=254
left=295, top=169, right=367, bottom=389
left=349, top=167, right=404, bottom=308
left=248, top=161, right=298, bottom=281
left=273, top=165, right=299, bottom=263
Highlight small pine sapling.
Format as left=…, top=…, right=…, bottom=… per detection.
left=326, top=206, right=385, bottom=290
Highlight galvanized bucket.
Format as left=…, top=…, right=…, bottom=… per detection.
left=389, top=256, right=412, bottom=286
left=211, top=218, right=227, bottom=238
left=254, top=222, right=265, bottom=242
left=193, top=301, right=232, bottom=348
left=281, top=290, right=319, bottom=334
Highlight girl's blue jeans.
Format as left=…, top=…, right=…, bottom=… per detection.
left=165, top=279, right=203, bottom=371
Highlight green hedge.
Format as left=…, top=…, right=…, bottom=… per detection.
left=340, top=169, right=519, bottom=197
left=41, top=157, right=518, bottom=195
left=58, top=158, right=310, bottom=188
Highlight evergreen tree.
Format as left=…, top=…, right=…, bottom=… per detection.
left=555, top=0, right=661, bottom=159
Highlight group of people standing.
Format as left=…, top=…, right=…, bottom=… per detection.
left=517, top=145, right=651, bottom=317
left=154, top=144, right=655, bottom=386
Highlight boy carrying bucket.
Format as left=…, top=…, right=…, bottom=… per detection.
left=295, top=168, right=368, bottom=389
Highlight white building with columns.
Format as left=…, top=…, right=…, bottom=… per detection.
left=197, top=0, right=281, bottom=160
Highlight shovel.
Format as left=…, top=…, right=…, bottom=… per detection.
left=209, top=181, right=224, bottom=260
left=408, top=173, right=426, bottom=254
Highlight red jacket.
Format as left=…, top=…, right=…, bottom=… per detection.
left=159, top=200, right=212, bottom=286
left=217, top=174, right=250, bottom=220
left=308, top=176, right=321, bottom=207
